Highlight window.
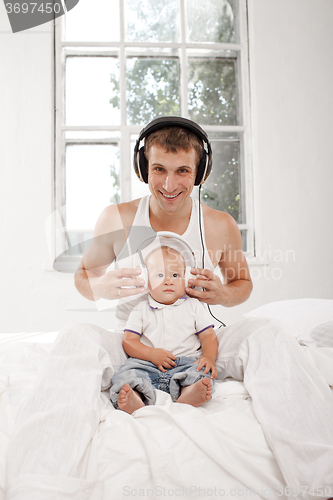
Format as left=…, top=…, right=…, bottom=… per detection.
left=54, top=0, right=253, bottom=266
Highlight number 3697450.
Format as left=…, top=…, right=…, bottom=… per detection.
left=5, top=3, right=62, bottom=14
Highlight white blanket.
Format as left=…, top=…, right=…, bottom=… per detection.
left=1, top=315, right=333, bottom=500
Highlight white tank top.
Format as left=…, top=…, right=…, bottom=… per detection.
left=114, top=195, right=215, bottom=328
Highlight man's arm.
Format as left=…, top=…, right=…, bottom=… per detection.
left=74, top=203, right=145, bottom=301
left=186, top=210, right=253, bottom=307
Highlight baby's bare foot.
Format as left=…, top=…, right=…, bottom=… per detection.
left=176, top=378, right=212, bottom=407
left=118, top=384, right=145, bottom=414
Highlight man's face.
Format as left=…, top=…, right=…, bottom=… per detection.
left=147, top=145, right=197, bottom=214
left=147, top=249, right=186, bottom=305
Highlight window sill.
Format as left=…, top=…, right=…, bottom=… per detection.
left=247, top=256, right=270, bottom=267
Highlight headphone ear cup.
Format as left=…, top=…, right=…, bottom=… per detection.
left=138, top=147, right=148, bottom=183
left=137, top=266, right=148, bottom=289
left=195, top=150, right=212, bottom=186
left=185, top=266, right=193, bottom=288
left=143, top=266, right=148, bottom=289
left=195, top=151, right=207, bottom=186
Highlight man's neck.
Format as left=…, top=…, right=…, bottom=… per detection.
left=148, top=196, right=192, bottom=234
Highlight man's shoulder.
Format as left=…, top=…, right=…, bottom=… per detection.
left=106, top=198, right=141, bottom=221
left=201, top=202, right=236, bottom=228
left=94, top=198, right=142, bottom=234
left=201, top=202, right=240, bottom=244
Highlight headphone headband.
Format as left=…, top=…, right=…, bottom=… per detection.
left=133, top=116, right=212, bottom=186
left=136, top=231, right=196, bottom=269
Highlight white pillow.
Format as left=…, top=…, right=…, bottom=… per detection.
left=302, top=321, right=333, bottom=348
left=244, top=299, right=333, bottom=347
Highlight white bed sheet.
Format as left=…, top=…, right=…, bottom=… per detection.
left=1, top=300, right=333, bottom=500
left=0, top=340, right=287, bottom=500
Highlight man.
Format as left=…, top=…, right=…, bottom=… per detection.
left=74, top=117, right=252, bottom=315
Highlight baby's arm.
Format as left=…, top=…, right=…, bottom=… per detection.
left=123, top=331, right=177, bottom=372
left=194, top=327, right=219, bottom=379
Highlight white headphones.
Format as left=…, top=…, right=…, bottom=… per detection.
left=134, top=231, right=197, bottom=289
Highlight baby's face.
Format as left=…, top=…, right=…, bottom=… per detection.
left=147, top=250, right=186, bottom=305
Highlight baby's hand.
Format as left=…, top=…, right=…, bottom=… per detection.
left=193, top=356, right=218, bottom=379
left=150, top=348, right=177, bottom=372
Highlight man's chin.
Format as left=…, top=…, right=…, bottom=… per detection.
left=157, top=193, right=186, bottom=212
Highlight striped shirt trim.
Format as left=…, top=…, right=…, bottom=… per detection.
left=124, top=329, right=142, bottom=336
left=196, top=324, right=215, bottom=335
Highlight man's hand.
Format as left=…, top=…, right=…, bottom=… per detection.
left=90, top=267, right=145, bottom=301
left=193, top=355, right=218, bottom=379
left=150, top=349, right=177, bottom=372
left=185, top=268, right=231, bottom=306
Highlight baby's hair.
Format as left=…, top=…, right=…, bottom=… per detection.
left=144, top=245, right=185, bottom=273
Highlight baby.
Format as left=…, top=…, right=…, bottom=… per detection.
left=110, top=245, right=219, bottom=414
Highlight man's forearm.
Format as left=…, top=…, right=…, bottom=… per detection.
left=222, top=279, right=253, bottom=307
left=74, top=269, right=100, bottom=301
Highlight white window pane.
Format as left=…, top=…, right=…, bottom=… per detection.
left=240, top=230, right=247, bottom=252
left=56, top=0, right=251, bottom=254
left=126, top=57, right=180, bottom=125
left=65, top=0, right=120, bottom=42
left=66, top=144, right=120, bottom=230
left=131, top=172, right=151, bottom=200
left=65, top=57, right=120, bottom=126
left=65, top=131, right=120, bottom=140
left=125, top=0, right=179, bottom=42
left=186, top=0, right=237, bottom=43
left=201, top=136, right=242, bottom=223
left=66, top=231, right=93, bottom=255
left=188, top=54, right=237, bottom=126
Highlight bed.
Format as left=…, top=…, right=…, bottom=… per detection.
left=1, top=299, right=333, bottom=500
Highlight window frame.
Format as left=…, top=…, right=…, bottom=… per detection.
left=54, top=0, right=254, bottom=266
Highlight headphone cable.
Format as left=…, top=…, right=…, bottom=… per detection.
left=198, top=186, right=226, bottom=328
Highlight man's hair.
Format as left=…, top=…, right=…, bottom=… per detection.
left=144, top=126, right=204, bottom=168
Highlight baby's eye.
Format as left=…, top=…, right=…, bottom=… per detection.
left=172, top=273, right=179, bottom=278
left=157, top=273, right=164, bottom=278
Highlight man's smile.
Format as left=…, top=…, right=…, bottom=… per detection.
left=159, top=191, right=182, bottom=200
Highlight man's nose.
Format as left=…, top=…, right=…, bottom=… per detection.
left=162, top=173, right=177, bottom=192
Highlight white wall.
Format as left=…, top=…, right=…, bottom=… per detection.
left=220, top=0, right=333, bottom=324
left=1, top=0, right=332, bottom=332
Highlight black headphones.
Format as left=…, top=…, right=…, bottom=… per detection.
left=133, top=116, right=213, bottom=186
